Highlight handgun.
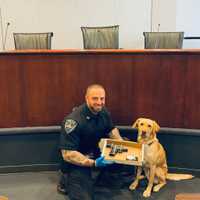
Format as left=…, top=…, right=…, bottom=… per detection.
left=106, top=143, right=128, bottom=156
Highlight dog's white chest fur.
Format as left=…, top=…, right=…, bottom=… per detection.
left=143, top=143, right=157, bottom=166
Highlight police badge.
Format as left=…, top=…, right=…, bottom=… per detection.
left=64, top=119, right=77, bottom=134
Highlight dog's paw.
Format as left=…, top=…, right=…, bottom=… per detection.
left=143, top=189, right=151, bottom=198
left=129, top=182, right=138, bottom=190
left=153, top=183, right=166, bottom=192
left=153, top=185, right=160, bottom=192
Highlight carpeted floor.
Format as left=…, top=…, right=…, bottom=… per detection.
left=0, top=171, right=200, bottom=200
left=0, top=171, right=66, bottom=200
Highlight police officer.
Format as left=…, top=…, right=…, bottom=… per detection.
left=59, top=84, right=123, bottom=200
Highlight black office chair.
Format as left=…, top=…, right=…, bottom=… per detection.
left=81, top=25, right=119, bottom=49
left=143, top=32, right=184, bottom=49
left=13, top=32, right=53, bottom=49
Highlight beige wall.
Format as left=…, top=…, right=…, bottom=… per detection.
left=176, top=0, right=200, bottom=48
left=0, top=0, right=151, bottom=50
left=4, top=1, right=196, bottom=49
left=151, top=0, right=176, bottom=32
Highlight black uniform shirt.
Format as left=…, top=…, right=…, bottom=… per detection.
left=60, top=103, right=114, bottom=158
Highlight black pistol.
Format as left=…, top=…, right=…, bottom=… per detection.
left=106, top=143, right=128, bottom=157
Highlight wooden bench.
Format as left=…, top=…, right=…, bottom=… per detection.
left=175, top=193, right=200, bottom=200
left=0, top=196, right=8, bottom=200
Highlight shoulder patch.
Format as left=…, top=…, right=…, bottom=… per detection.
left=64, top=119, right=77, bottom=134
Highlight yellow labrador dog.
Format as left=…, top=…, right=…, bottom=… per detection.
left=129, top=118, right=193, bottom=198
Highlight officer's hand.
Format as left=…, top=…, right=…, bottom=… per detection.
left=95, top=156, right=114, bottom=167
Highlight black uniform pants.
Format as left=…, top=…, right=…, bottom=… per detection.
left=63, top=164, right=135, bottom=200
left=66, top=165, right=94, bottom=200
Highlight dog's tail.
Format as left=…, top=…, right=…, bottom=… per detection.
left=166, top=173, right=194, bottom=181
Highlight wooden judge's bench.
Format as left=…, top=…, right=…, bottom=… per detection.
left=1, top=48, right=200, bottom=129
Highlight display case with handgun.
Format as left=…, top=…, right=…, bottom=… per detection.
left=99, top=139, right=144, bottom=166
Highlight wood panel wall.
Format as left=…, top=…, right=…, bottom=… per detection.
left=0, top=49, right=200, bottom=128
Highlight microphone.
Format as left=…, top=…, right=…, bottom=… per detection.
left=157, top=24, right=160, bottom=32
left=3, top=22, right=10, bottom=50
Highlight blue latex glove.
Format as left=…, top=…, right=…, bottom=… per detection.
left=95, top=156, right=114, bottom=167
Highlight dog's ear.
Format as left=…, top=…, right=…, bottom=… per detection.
left=132, top=118, right=140, bottom=128
left=153, top=120, right=160, bottom=133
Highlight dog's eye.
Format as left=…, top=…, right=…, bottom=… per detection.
left=148, top=124, right=152, bottom=128
left=140, top=123, right=144, bottom=126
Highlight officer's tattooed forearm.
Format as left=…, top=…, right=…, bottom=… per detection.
left=61, top=150, right=95, bottom=167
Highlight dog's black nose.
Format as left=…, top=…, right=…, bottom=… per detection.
left=141, top=131, right=146, bottom=137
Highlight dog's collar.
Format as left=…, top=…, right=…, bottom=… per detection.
left=142, top=138, right=158, bottom=146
